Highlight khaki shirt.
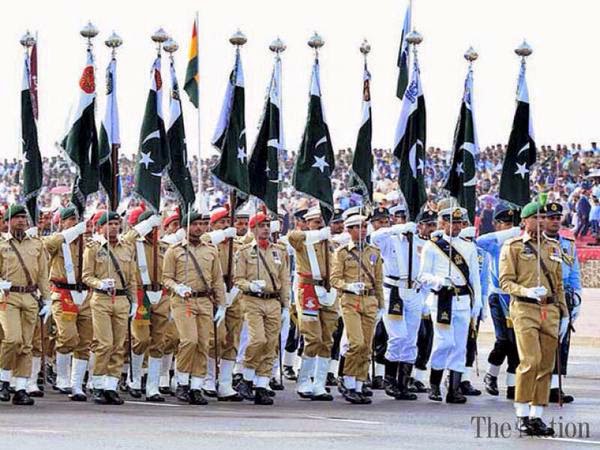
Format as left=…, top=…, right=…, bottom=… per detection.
left=288, top=230, right=334, bottom=281
left=43, top=233, right=84, bottom=283
left=234, top=242, right=290, bottom=308
left=0, top=233, right=50, bottom=299
left=331, top=240, right=384, bottom=309
left=82, top=236, right=137, bottom=295
left=121, top=230, right=168, bottom=288
left=201, top=233, right=241, bottom=286
left=499, top=232, right=567, bottom=316
left=162, top=239, right=225, bottom=306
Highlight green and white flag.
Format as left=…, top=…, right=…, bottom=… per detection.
left=292, top=59, right=335, bottom=224
left=59, top=50, right=99, bottom=216
left=211, top=49, right=249, bottom=201
left=393, top=59, right=427, bottom=221
left=21, top=44, right=42, bottom=224
left=248, top=53, right=284, bottom=215
left=98, top=58, right=121, bottom=211
left=167, top=57, right=196, bottom=215
left=349, top=64, right=374, bottom=204
left=134, top=56, right=170, bottom=213
left=499, top=62, right=536, bottom=207
left=444, top=66, right=478, bottom=223
left=396, top=2, right=412, bottom=99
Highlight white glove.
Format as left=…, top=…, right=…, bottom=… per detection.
left=174, top=284, right=192, bottom=298
left=129, top=302, right=138, bottom=318
left=345, top=282, right=366, bottom=295
left=25, top=227, right=38, bottom=238
left=559, top=317, right=569, bottom=340
left=525, top=286, right=547, bottom=300
left=0, top=279, right=12, bottom=290
left=134, top=214, right=161, bottom=237
left=315, top=286, right=337, bottom=307
left=281, top=306, right=290, bottom=325
left=223, top=227, right=237, bottom=239
left=431, top=230, right=444, bottom=239
left=213, top=305, right=226, bottom=326
left=99, top=278, right=116, bottom=291
left=391, top=224, right=406, bottom=236
left=376, top=308, right=385, bottom=323
left=318, top=226, right=331, bottom=241
left=249, top=280, right=266, bottom=293
left=225, top=286, right=240, bottom=307
left=270, top=221, right=281, bottom=234
left=403, top=222, right=417, bottom=235
left=39, top=299, right=52, bottom=322
left=61, top=221, right=86, bottom=244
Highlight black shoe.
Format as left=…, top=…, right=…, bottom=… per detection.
left=359, top=393, right=372, bottom=404
left=175, top=384, right=190, bottom=402
left=56, top=387, right=72, bottom=395
left=128, top=387, right=142, bottom=399
left=12, top=390, right=34, bottom=406
left=326, top=372, right=337, bottom=387
left=267, top=388, right=276, bottom=397
left=8, top=385, right=16, bottom=394
left=0, top=382, right=11, bottom=402
left=232, top=373, right=243, bottom=389
left=188, top=389, right=208, bottom=405
left=118, top=375, right=128, bottom=393
left=428, top=385, right=443, bottom=402
left=429, top=369, right=444, bottom=401
left=361, top=385, right=373, bottom=397
left=343, top=388, right=365, bottom=404
left=297, top=389, right=313, bottom=399
left=46, top=364, right=56, bottom=386
left=159, top=386, right=172, bottom=395
left=483, top=373, right=499, bottom=396
left=145, top=394, right=165, bottom=403
left=269, top=378, right=284, bottom=391
left=283, top=366, right=297, bottom=381
left=549, top=388, right=574, bottom=404
left=237, top=379, right=255, bottom=401
left=69, top=392, right=87, bottom=402
left=28, top=389, right=44, bottom=398
left=459, top=380, right=481, bottom=396
left=527, top=417, right=555, bottom=436
left=506, top=386, right=515, bottom=400
left=311, top=391, right=333, bottom=401
left=384, top=377, right=401, bottom=398
left=408, top=378, right=428, bottom=393
left=517, top=417, right=530, bottom=435
left=395, top=363, right=418, bottom=401
left=254, top=387, right=274, bottom=405
left=93, top=388, right=107, bottom=404
left=104, top=390, right=124, bottom=405
left=202, top=389, right=218, bottom=398
left=445, top=371, right=467, bottom=404
left=217, top=392, right=244, bottom=402
left=371, top=375, right=385, bottom=390
left=337, top=377, right=347, bottom=395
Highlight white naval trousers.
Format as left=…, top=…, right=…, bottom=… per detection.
left=383, top=286, right=423, bottom=363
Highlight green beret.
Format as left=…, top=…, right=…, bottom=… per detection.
left=137, top=210, right=153, bottom=224
left=97, top=211, right=121, bottom=227
left=60, top=206, right=78, bottom=221
left=520, top=201, right=541, bottom=219
left=182, top=210, right=209, bottom=226
left=4, top=204, right=27, bottom=221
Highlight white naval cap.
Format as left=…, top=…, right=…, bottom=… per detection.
left=344, top=214, right=368, bottom=228
left=459, top=226, right=476, bottom=239
left=389, top=204, right=407, bottom=216
left=304, top=206, right=322, bottom=221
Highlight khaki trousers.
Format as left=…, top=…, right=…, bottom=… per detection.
left=208, top=298, right=243, bottom=362
left=52, top=299, right=93, bottom=360
left=511, top=300, right=560, bottom=406
left=171, top=296, right=213, bottom=377
left=132, top=297, right=170, bottom=358
left=340, top=294, right=378, bottom=381
left=0, top=293, right=38, bottom=377
left=299, top=307, right=338, bottom=358
left=91, top=294, right=129, bottom=378
left=242, top=296, right=281, bottom=377
left=162, top=321, right=179, bottom=355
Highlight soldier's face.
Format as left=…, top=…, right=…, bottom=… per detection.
left=61, top=216, right=78, bottom=231
left=418, top=222, right=436, bottom=237
left=9, top=215, right=28, bottom=232
left=523, top=216, right=542, bottom=234
left=544, top=215, right=561, bottom=234
left=212, top=217, right=230, bottom=231
left=254, top=221, right=270, bottom=240
left=442, top=219, right=463, bottom=237
left=106, top=220, right=121, bottom=239
left=494, top=221, right=513, bottom=231
left=296, top=219, right=308, bottom=231
left=307, top=217, right=324, bottom=230
left=189, top=219, right=209, bottom=238
left=347, top=224, right=367, bottom=241
left=234, top=217, right=248, bottom=235
left=371, top=217, right=390, bottom=230
left=330, top=221, right=344, bottom=234
left=393, top=215, right=407, bottom=225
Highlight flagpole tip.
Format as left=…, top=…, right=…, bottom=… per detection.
left=20, top=31, right=36, bottom=48
left=360, top=39, right=371, bottom=55
left=163, top=38, right=179, bottom=54
left=105, top=32, right=123, bottom=50
left=464, top=46, right=478, bottom=62
left=80, top=22, right=99, bottom=40
left=515, top=40, right=533, bottom=58
left=229, top=29, right=247, bottom=47
left=269, top=37, right=286, bottom=54
left=308, top=32, right=324, bottom=50
left=405, top=30, right=423, bottom=46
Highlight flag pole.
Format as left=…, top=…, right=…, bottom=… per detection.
left=195, top=12, right=203, bottom=211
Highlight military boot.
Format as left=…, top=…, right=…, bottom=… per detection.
left=445, top=370, right=467, bottom=404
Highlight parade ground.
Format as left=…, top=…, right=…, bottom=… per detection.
left=2, top=290, right=599, bottom=450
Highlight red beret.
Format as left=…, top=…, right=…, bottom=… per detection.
left=249, top=212, right=268, bottom=229
left=91, top=209, right=106, bottom=225
left=163, top=212, right=180, bottom=228
left=210, top=207, right=229, bottom=224
left=127, top=205, right=146, bottom=226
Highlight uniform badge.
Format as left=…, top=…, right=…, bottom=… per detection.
left=522, top=246, right=533, bottom=256
left=370, top=254, right=377, bottom=266
left=272, top=251, right=282, bottom=265
left=440, top=311, right=449, bottom=321
left=453, top=254, right=463, bottom=265
left=97, top=249, right=108, bottom=258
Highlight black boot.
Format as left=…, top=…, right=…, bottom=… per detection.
left=188, top=389, right=208, bottom=405
left=384, top=361, right=400, bottom=398
left=104, top=390, right=124, bottom=405
left=361, top=384, right=373, bottom=397
left=237, top=379, right=255, bottom=401
left=283, top=366, right=297, bottom=381
left=395, top=363, right=418, bottom=400
left=69, top=391, right=87, bottom=402
left=527, top=417, right=555, bottom=436
left=159, top=386, right=173, bottom=395
left=128, top=387, right=142, bottom=399
left=428, top=369, right=443, bottom=402
left=269, top=377, right=284, bottom=391
left=483, top=373, right=499, bottom=396
left=445, top=371, right=467, bottom=404
left=93, top=388, right=107, bottom=404
left=517, top=417, right=531, bottom=435
left=175, top=384, right=190, bottom=402
left=118, top=373, right=128, bottom=392
left=254, top=387, right=274, bottom=405
left=371, top=375, right=385, bottom=390
left=0, top=381, right=11, bottom=402
left=343, top=388, right=365, bottom=404
left=12, top=390, right=34, bottom=406
left=232, top=373, right=243, bottom=389
left=145, top=393, right=165, bottom=403
left=337, top=377, right=347, bottom=395
left=549, top=388, right=574, bottom=404
left=408, top=377, right=428, bottom=393
left=326, top=372, right=337, bottom=387
left=459, top=380, right=481, bottom=396
left=506, top=386, right=515, bottom=400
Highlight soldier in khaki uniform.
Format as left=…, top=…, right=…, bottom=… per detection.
left=0, top=205, right=51, bottom=406
left=499, top=201, right=569, bottom=437
left=121, top=210, right=168, bottom=402
left=288, top=206, right=337, bottom=401
left=331, top=213, right=384, bottom=405
left=234, top=212, right=290, bottom=405
left=82, top=211, right=137, bottom=406
left=43, top=206, right=90, bottom=401
left=162, top=210, right=226, bottom=406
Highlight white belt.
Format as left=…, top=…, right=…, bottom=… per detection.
left=383, top=277, right=413, bottom=289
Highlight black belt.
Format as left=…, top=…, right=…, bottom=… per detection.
left=433, top=285, right=470, bottom=296
left=94, top=288, right=128, bottom=297
left=51, top=280, right=86, bottom=291
left=142, top=283, right=163, bottom=291
left=9, top=285, right=38, bottom=293
left=516, top=296, right=556, bottom=305
left=189, top=290, right=212, bottom=298
left=244, top=292, right=280, bottom=300
left=343, top=289, right=376, bottom=296
left=387, top=275, right=400, bottom=280
left=299, top=277, right=325, bottom=287
left=383, top=283, right=397, bottom=290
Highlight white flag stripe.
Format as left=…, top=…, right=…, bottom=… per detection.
left=394, top=61, right=422, bottom=148
left=211, top=52, right=238, bottom=146
left=168, top=61, right=182, bottom=130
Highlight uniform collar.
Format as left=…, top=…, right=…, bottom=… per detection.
left=92, top=233, right=124, bottom=247
left=4, top=231, right=33, bottom=242
left=347, top=240, right=367, bottom=251
left=543, top=232, right=559, bottom=243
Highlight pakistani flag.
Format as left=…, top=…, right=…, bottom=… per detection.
left=98, top=58, right=121, bottom=211
left=167, top=58, right=196, bottom=214
left=292, top=59, right=335, bottom=224
left=393, top=59, right=427, bottom=221
left=499, top=63, right=536, bottom=207
left=444, top=67, right=478, bottom=223
left=349, top=64, right=374, bottom=204
left=134, top=56, right=171, bottom=213
left=183, top=18, right=199, bottom=108
left=248, top=54, right=284, bottom=215
left=211, top=49, right=249, bottom=200
left=21, top=46, right=42, bottom=224
left=60, top=50, right=99, bottom=216
left=396, top=2, right=412, bottom=99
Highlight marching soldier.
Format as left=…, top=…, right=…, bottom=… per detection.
left=43, top=206, right=90, bottom=401
left=0, top=205, right=51, bottom=405
left=162, top=210, right=226, bottom=406
left=82, top=211, right=137, bottom=406
left=418, top=206, right=481, bottom=404
left=331, top=213, right=384, bottom=404
left=499, top=201, right=568, bottom=436
left=542, top=202, right=581, bottom=404
left=121, top=210, right=168, bottom=402
left=235, top=212, right=290, bottom=405
left=288, top=206, right=337, bottom=401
